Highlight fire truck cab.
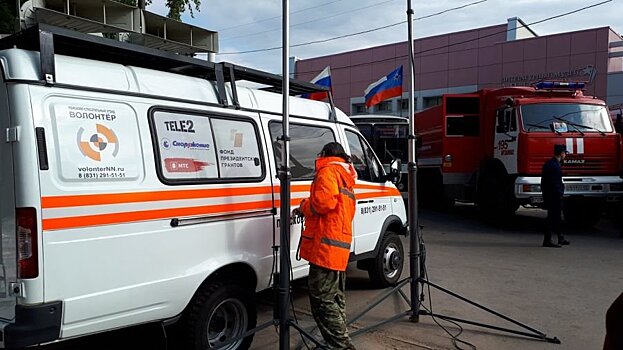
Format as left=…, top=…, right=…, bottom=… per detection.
left=417, top=82, right=623, bottom=225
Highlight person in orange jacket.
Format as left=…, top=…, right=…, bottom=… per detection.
left=293, top=142, right=358, bottom=349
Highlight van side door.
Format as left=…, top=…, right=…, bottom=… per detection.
left=0, top=81, right=17, bottom=320
left=265, top=118, right=339, bottom=278
left=343, top=127, right=392, bottom=255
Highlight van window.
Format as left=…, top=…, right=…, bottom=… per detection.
left=151, top=110, right=263, bottom=183
left=269, top=122, right=336, bottom=180
left=212, top=119, right=262, bottom=178
left=345, top=130, right=382, bottom=182
left=49, top=99, right=142, bottom=183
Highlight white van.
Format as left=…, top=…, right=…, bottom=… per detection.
left=0, top=25, right=407, bottom=349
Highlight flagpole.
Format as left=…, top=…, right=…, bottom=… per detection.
left=279, top=0, right=291, bottom=348
left=406, top=0, right=421, bottom=322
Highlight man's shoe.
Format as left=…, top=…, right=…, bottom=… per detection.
left=543, top=240, right=561, bottom=248
left=558, top=238, right=570, bottom=246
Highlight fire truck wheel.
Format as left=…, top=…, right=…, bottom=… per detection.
left=477, top=162, right=517, bottom=220
left=563, top=200, right=602, bottom=228
left=368, top=231, right=404, bottom=288
left=183, top=280, right=256, bottom=350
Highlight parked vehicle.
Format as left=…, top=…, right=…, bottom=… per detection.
left=0, top=25, right=406, bottom=349
left=416, top=82, right=623, bottom=225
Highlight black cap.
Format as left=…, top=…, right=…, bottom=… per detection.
left=554, top=144, right=567, bottom=155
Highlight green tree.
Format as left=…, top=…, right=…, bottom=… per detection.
left=116, top=0, right=201, bottom=20
left=0, top=0, right=201, bottom=34
left=0, top=1, right=17, bottom=34
left=165, top=0, right=201, bottom=21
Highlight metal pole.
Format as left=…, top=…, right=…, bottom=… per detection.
left=406, top=0, right=421, bottom=322
left=15, top=0, right=21, bottom=32
left=278, top=0, right=291, bottom=349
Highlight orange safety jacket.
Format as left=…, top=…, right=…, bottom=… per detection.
left=299, top=156, right=357, bottom=271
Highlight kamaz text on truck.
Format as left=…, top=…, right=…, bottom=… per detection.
left=416, top=82, right=623, bottom=226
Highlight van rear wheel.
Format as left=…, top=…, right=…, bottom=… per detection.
left=367, top=232, right=404, bottom=288
left=183, top=280, right=256, bottom=350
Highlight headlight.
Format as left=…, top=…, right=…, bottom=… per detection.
left=522, top=184, right=541, bottom=192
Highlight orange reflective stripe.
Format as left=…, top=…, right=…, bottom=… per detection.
left=339, top=188, right=356, bottom=200
left=42, top=186, right=277, bottom=209
left=43, top=185, right=313, bottom=209
left=42, top=200, right=274, bottom=230
left=354, top=184, right=401, bottom=197
left=290, top=184, right=311, bottom=192
left=41, top=182, right=397, bottom=230
left=355, top=189, right=401, bottom=199
left=354, top=184, right=392, bottom=190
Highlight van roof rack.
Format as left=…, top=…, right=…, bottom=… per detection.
left=0, top=24, right=335, bottom=117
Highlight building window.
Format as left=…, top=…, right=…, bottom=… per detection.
left=423, top=96, right=442, bottom=109
left=377, top=101, right=392, bottom=112
left=401, top=98, right=416, bottom=110
left=352, top=103, right=367, bottom=115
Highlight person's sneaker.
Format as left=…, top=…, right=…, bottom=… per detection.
left=558, top=238, right=570, bottom=246
left=543, top=240, right=561, bottom=248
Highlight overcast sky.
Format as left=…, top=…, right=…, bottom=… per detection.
left=147, top=0, right=621, bottom=74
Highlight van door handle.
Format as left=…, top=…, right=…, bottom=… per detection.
left=358, top=200, right=374, bottom=204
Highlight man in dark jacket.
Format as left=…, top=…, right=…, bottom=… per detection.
left=540, top=144, right=570, bottom=248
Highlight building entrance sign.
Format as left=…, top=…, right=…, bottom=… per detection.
left=502, top=64, right=597, bottom=86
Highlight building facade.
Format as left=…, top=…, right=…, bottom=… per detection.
left=293, top=18, right=623, bottom=116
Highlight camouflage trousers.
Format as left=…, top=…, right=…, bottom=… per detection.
left=308, top=264, right=356, bottom=350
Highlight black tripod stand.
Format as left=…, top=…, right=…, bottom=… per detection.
left=344, top=225, right=561, bottom=347
left=341, top=1, right=560, bottom=347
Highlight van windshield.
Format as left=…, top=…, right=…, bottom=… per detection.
left=521, top=103, right=612, bottom=133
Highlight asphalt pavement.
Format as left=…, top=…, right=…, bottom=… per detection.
left=36, top=204, right=623, bottom=350
left=252, top=204, right=623, bottom=350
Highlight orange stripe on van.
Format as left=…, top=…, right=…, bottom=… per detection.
left=42, top=185, right=316, bottom=209
left=354, top=183, right=397, bottom=191
left=42, top=186, right=277, bottom=209
left=41, top=182, right=399, bottom=210
left=40, top=180, right=399, bottom=230
left=42, top=200, right=274, bottom=230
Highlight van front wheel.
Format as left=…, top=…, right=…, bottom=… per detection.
left=183, top=281, right=256, bottom=350
left=367, top=232, right=404, bottom=288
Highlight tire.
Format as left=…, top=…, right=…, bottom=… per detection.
left=418, top=170, right=452, bottom=211
left=563, top=199, right=602, bottom=228
left=477, top=161, right=517, bottom=221
left=182, top=280, right=256, bottom=350
left=367, top=232, right=404, bottom=288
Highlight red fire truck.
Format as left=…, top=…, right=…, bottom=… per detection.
left=417, top=82, right=623, bottom=226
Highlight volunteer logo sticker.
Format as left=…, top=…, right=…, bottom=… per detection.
left=77, top=123, right=119, bottom=161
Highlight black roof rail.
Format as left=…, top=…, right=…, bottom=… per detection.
left=0, top=24, right=336, bottom=119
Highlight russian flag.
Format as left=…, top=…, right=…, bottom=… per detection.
left=364, top=66, right=403, bottom=108
left=302, top=66, right=331, bottom=100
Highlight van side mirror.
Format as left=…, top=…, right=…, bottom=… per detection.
left=385, top=159, right=401, bottom=184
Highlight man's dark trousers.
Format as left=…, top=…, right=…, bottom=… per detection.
left=545, top=199, right=562, bottom=241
